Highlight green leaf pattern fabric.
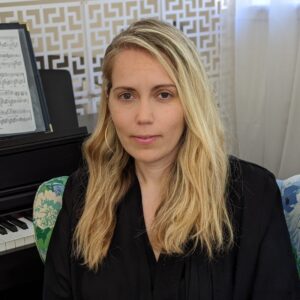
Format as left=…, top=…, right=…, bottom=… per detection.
left=33, top=176, right=68, bottom=263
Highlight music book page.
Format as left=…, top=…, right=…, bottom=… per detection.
left=0, top=29, right=36, bottom=135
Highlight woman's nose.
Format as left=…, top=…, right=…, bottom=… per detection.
left=135, top=98, right=154, bottom=124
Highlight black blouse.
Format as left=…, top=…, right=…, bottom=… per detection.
left=43, top=158, right=300, bottom=300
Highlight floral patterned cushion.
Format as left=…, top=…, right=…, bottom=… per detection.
left=277, top=175, right=300, bottom=278
left=33, top=176, right=69, bottom=262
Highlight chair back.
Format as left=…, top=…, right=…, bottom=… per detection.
left=277, top=175, right=300, bottom=277
left=33, top=176, right=68, bottom=262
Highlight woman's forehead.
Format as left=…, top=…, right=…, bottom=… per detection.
left=110, top=49, right=175, bottom=87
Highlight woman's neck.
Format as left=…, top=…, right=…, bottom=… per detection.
left=135, top=160, right=171, bottom=261
left=135, top=160, right=170, bottom=187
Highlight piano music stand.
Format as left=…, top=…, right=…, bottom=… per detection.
left=0, top=23, right=51, bottom=137
left=39, top=69, right=80, bottom=134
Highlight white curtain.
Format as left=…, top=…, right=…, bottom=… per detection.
left=221, top=0, right=300, bottom=179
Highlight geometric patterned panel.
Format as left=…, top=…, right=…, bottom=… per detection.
left=162, top=0, right=221, bottom=104
left=0, top=0, right=221, bottom=115
left=83, top=0, right=160, bottom=113
left=0, top=1, right=89, bottom=114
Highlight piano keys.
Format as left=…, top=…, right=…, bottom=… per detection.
left=0, top=210, right=34, bottom=254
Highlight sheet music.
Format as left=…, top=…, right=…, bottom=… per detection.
left=0, top=29, right=36, bottom=135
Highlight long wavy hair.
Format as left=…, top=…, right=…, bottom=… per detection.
left=74, top=19, right=234, bottom=271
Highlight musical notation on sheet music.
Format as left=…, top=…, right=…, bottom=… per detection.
left=0, top=29, right=36, bottom=135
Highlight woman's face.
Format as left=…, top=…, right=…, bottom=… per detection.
left=108, top=48, right=185, bottom=166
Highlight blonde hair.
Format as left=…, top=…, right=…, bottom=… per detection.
left=74, top=19, right=233, bottom=271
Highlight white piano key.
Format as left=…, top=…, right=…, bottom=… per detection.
left=0, top=232, right=16, bottom=251
left=15, top=235, right=25, bottom=247
left=0, top=244, right=5, bottom=252
left=6, top=240, right=16, bottom=250
left=0, top=215, right=34, bottom=254
left=0, top=236, right=7, bottom=252
left=18, top=217, right=34, bottom=246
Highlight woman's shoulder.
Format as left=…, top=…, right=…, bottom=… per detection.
left=228, top=155, right=280, bottom=216
left=63, top=165, right=89, bottom=211
left=229, top=155, right=277, bottom=188
left=228, top=155, right=281, bottom=226
left=67, top=165, right=89, bottom=187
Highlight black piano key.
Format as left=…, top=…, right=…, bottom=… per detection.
left=0, top=225, right=7, bottom=235
left=0, top=218, right=18, bottom=232
left=6, top=215, right=28, bottom=230
left=23, top=211, right=33, bottom=222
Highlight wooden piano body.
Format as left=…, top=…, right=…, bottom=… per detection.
left=0, top=70, right=89, bottom=299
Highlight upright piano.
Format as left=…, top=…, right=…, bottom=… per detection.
left=0, top=70, right=89, bottom=299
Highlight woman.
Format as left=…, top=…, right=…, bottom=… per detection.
left=43, top=19, right=299, bottom=299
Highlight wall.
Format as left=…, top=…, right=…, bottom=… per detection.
left=0, top=0, right=222, bottom=115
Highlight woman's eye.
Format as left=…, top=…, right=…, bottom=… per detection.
left=119, top=92, right=133, bottom=101
left=158, top=92, right=172, bottom=100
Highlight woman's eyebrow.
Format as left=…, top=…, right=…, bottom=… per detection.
left=112, top=86, right=135, bottom=92
left=112, top=84, right=176, bottom=92
left=152, top=84, right=176, bottom=90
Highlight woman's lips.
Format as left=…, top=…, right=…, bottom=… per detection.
left=131, top=135, right=159, bottom=145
